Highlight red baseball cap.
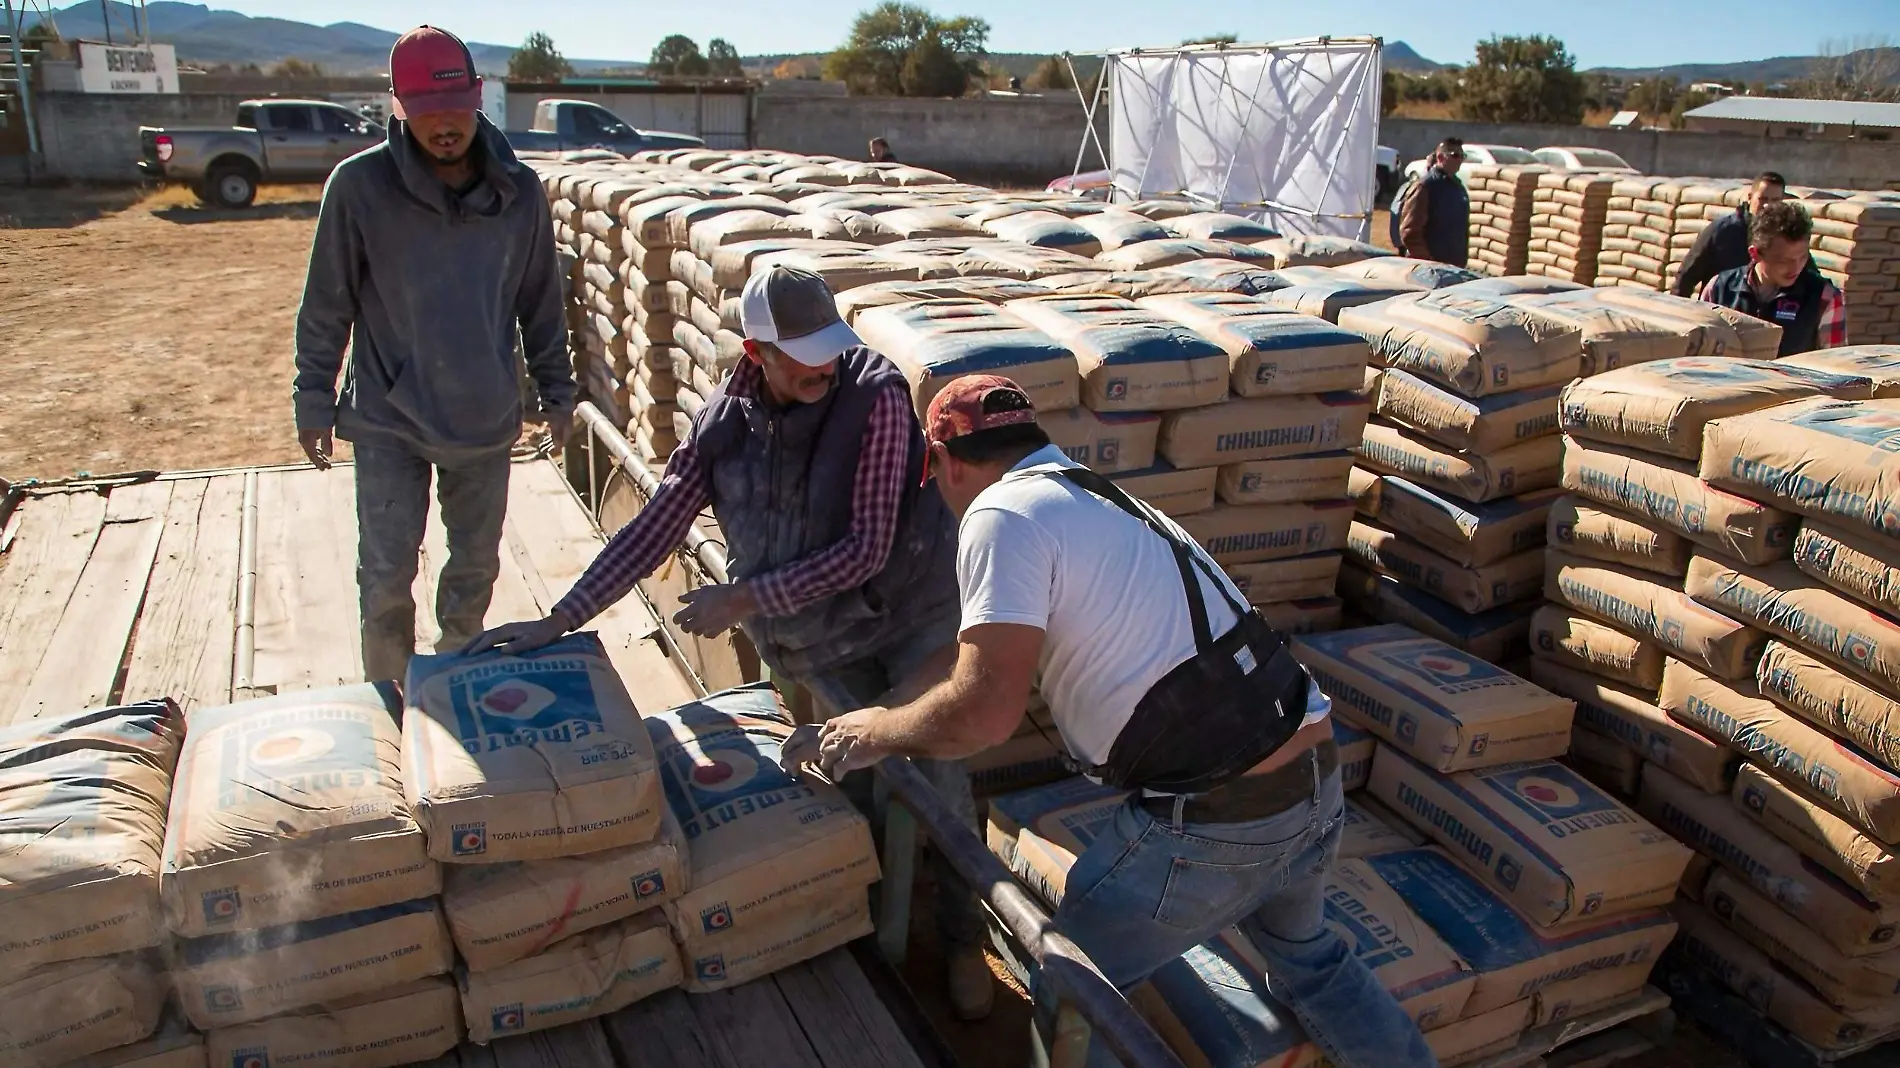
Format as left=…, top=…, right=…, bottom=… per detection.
left=389, top=26, right=483, bottom=120
left=921, top=375, right=1039, bottom=484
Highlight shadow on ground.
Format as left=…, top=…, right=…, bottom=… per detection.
left=0, top=185, right=146, bottom=228
left=152, top=200, right=321, bottom=224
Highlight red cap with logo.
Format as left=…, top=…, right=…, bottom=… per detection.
left=921, top=375, right=1039, bottom=484
left=389, top=25, right=483, bottom=121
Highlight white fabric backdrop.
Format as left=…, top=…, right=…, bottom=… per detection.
left=1107, top=40, right=1382, bottom=239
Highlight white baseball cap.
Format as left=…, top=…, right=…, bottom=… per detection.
left=739, top=265, right=862, bottom=367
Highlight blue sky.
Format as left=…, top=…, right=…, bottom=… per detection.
left=203, top=0, right=1896, bottom=68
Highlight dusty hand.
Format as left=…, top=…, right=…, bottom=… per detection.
left=817, top=707, right=892, bottom=778
left=673, top=583, right=758, bottom=638
left=298, top=428, right=334, bottom=471
left=463, top=611, right=571, bottom=657
left=780, top=723, right=826, bottom=779
left=536, top=412, right=573, bottom=453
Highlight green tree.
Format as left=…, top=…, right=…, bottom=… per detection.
left=706, top=38, right=744, bottom=78
left=823, top=3, right=990, bottom=97
left=507, top=32, right=572, bottom=83
left=1625, top=76, right=1678, bottom=121
left=1182, top=33, right=1238, bottom=46
left=1027, top=55, right=1074, bottom=91
left=650, top=34, right=710, bottom=77
left=1455, top=35, right=1584, bottom=124
left=271, top=57, right=324, bottom=78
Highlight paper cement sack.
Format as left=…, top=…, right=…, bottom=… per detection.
left=443, top=805, right=686, bottom=972
left=1671, top=899, right=1900, bottom=1050
left=1544, top=552, right=1766, bottom=681
left=0, top=701, right=179, bottom=984
left=853, top=299, right=1081, bottom=416
left=1529, top=659, right=1734, bottom=794
left=1427, top=1000, right=1533, bottom=1065
left=1559, top=358, right=1872, bottom=460
left=1323, top=857, right=1478, bottom=1030
left=1370, top=748, right=1690, bottom=927
left=1003, top=294, right=1230, bottom=411
left=1779, top=346, right=1900, bottom=398
left=1531, top=963, right=1654, bottom=1026
left=1335, top=567, right=1539, bottom=666
left=172, top=898, right=454, bottom=1029
left=162, top=684, right=436, bottom=936
left=1356, top=420, right=1563, bottom=504
left=682, top=894, right=873, bottom=993
left=1561, top=437, right=1799, bottom=565
left=1732, top=763, right=1900, bottom=901
left=1375, top=480, right=1557, bottom=568
left=1699, top=398, right=1900, bottom=550
left=1175, top=500, right=1353, bottom=565
left=1040, top=407, right=1160, bottom=473
left=1565, top=726, right=1643, bottom=799
left=1685, top=554, right=1900, bottom=698
left=1363, top=847, right=1678, bottom=1014
left=1349, top=464, right=1383, bottom=516
left=403, top=633, right=662, bottom=863
left=1528, top=605, right=1666, bottom=691
left=1217, top=451, right=1355, bottom=505
left=647, top=686, right=878, bottom=975
left=1546, top=496, right=1692, bottom=577
left=1701, top=868, right=1900, bottom=1011
left=1638, top=765, right=1900, bottom=956
left=1336, top=719, right=1377, bottom=791
left=459, top=912, right=680, bottom=1042
left=1506, top=290, right=1696, bottom=376
left=205, top=978, right=461, bottom=1068
left=1292, top=625, right=1573, bottom=772
left=0, top=954, right=165, bottom=1067
left=62, top=1018, right=203, bottom=1068
left=1157, top=392, right=1368, bottom=469
left=1794, top=520, right=1900, bottom=621
left=1134, top=294, right=1370, bottom=396
left=1338, top=794, right=1427, bottom=860
left=985, top=777, right=1126, bottom=908
left=1223, top=552, right=1342, bottom=605
left=1344, top=520, right=1544, bottom=614
left=1757, top=641, right=1900, bottom=772
left=1660, top=659, right=1900, bottom=844
left=1338, top=291, right=1584, bottom=398
left=1108, top=462, right=1216, bottom=515
left=1374, top=370, right=1561, bottom=454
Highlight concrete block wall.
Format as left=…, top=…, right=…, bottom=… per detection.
left=35, top=91, right=251, bottom=183
left=753, top=94, right=1105, bottom=187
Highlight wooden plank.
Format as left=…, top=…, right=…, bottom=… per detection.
left=687, top=978, right=825, bottom=1068
left=0, top=491, right=108, bottom=721
left=455, top=1043, right=499, bottom=1068
left=775, top=951, right=929, bottom=1068
left=250, top=468, right=362, bottom=693
left=603, top=991, right=727, bottom=1068
left=120, top=476, right=244, bottom=710
left=8, top=482, right=169, bottom=721
left=490, top=1020, right=616, bottom=1068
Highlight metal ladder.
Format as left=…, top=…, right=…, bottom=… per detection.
left=0, top=0, right=52, bottom=180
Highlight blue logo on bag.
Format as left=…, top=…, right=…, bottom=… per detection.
left=492, top=1004, right=526, bottom=1033
left=633, top=870, right=666, bottom=900
left=1372, top=644, right=1511, bottom=695
left=701, top=903, right=734, bottom=933
left=452, top=822, right=488, bottom=857
left=446, top=655, right=604, bottom=751
left=202, top=888, right=242, bottom=925
left=205, top=984, right=242, bottom=1014
left=695, top=954, right=728, bottom=983
left=1786, top=405, right=1900, bottom=451
left=1496, top=855, right=1523, bottom=890
left=231, top=1050, right=269, bottom=1068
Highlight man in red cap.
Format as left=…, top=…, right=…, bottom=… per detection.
left=792, top=375, right=1436, bottom=1068
left=293, top=25, right=574, bottom=683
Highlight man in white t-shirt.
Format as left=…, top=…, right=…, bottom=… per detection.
left=794, top=376, right=1435, bottom=1067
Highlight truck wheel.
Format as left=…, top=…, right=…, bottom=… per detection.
left=204, top=162, right=258, bottom=209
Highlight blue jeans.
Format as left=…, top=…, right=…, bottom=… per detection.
left=1056, top=747, right=1437, bottom=1068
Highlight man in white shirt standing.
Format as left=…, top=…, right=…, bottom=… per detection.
left=793, top=376, right=1435, bottom=1067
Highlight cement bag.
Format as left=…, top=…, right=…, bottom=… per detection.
left=1375, top=371, right=1561, bottom=455
left=1339, top=794, right=1428, bottom=859
left=1560, top=357, right=1873, bottom=460
left=1153, top=259, right=1293, bottom=295
left=204, top=978, right=461, bottom=1068
left=1260, top=595, right=1341, bottom=632
left=1218, top=451, right=1355, bottom=506
left=1780, top=346, right=1900, bottom=398
left=981, top=210, right=1102, bottom=256
left=1336, top=719, right=1377, bottom=791
left=1160, top=212, right=1279, bottom=243
left=1566, top=727, right=1643, bottom=799
left=162, top=683, right=436, bottom=937
left=950, top=244, right=1100, bottom=280
left=1348, top=465, right=1383, bottom=517
left=1661, top=658, right=1900, bottom=844
left=402, top=633, right=663, bottom=864
left=1355, top=420, right=1563, bottom=504
left=1377, top=479, right=1556, bottom=569
left=1255, top=235, right=1390, bottom=269
left=1291, top=624, right=1573, bottom=772
left=1531, top=659, right=1733, bottom=793
left=1338, top=291, right=1584, bottom=398
left=622, top=195, right=702, bottom=249
left=1547, top=495, right=1692, bottom=577
left=459, top=912, right=680, bottom=1042
left=1175, top=500, right=1353, bottom=565
left=1591, top=288, right=1760, bottom=358
left=1330, top=257, right=1480, bottom=290
left=1039, top=406, right=1160, bottom=473
left=0, top=701, right=179, bottom=984
left=1700, top=869, right=1900, bottom=1013
left=1670, top=899, right=1900, bottom=1050
left=1221, top=552, right=1341, bottom=604
left=1345, top=520, right=1543, bottom=614
left=1003, top=294, right=1229, bottom=411
left=1109, top=463, right=1216, bottom=516
left=1545, top=551, right=1766, bottom=680
left=0, top=954, right=165, bottom=1067
left=853, top=299, right=1081, bottom=416
left=1795, top=520, right=1900, bottom=620
left=985, top=777, right=1126, bottom=908
left=648, top=685, right=878, bottom=988
left=1529, top=606, right=1666, bottom=691
left=1334, top=567, right=1539, bottom=666
left=1702, top=398, right=1900, bottom=551
left=1508, top=291, right=1699, bottom=376
left=791, top=209, right=901, bottom=245
left=833, top=277, right=1049, bottom=325
left=685, top=210, right=814, bottom=262
left=1037, top=267, right=1284, bottom=301
left=664, top=197, right=793, bottom=249
left=1446, top=276, right=1589, bottom=298
left=754, top=247, right=950, bottom=293
left=1685, top=555, right=1900, bottom=698
left=1757, top=641, right=1900, bottom=772
left=1562, top=437, right=1798, bottom=565
left=1137, top=294, right=1367, bottom=398
left=708, top=237, right=856, bottom=291
left=1074, top=210, right=1171, bottom=251
left=443, top=805, right=686, bottom=972
left=173, top=898, right=454, bottom=1030
left=1363, top=846, right=1678, bottom=1014
left=61, top=1020, right=202, bottom=1068
left=1094, top=239, right=1272, bottom=272
left=1733, top=763, right=1900, bottom=902
left=1263, top=277, right=1419, bottom=324
left=1158, top=392, right=1368, bottom=468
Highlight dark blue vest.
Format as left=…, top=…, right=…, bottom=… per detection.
left=1702, top=263, right=1828, bottom=356
left=691, top=349, right=960, bottom=677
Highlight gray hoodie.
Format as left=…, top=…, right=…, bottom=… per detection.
left=293, top=114, right=574, bottom=462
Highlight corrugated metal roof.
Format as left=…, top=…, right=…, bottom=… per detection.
left=1683, top=95, right=1900, bottom=130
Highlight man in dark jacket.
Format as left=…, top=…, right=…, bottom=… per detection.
left=1699, top=199, right=1847, bottom=356
left=1673, top=171, right=1786, bottom=297
left=1395, top=138, right=1469, bottom=266
left=293, top=25, right=574, bottom=683
left=467, top=265, right=994, bottom=1020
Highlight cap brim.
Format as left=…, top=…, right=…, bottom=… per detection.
left=391, top=85, right=482, bottom=121
left=773, top=319, right=861, bottom=367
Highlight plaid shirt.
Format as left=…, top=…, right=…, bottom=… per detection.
left=1699, top=274, right=1848, bottom=350
left=555, top=354, right=917, bottom=625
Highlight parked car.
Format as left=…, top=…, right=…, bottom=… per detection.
left=1375, top=144, right=1401, bottom=202
left=139, top=99, right=383, bottom=208
left=1403, top=143, right=1539, bottom=183
left=504, top=99, right=705, bottom=155
left=1533, top=146, right=1641, bottom=173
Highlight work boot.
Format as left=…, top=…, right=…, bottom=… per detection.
left=947, top=944, right=996, bottom=1022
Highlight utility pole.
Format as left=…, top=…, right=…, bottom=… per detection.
left=98, top=0, right=109, bottom=43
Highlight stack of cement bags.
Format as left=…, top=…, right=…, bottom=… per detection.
left=1597, top=177, right=1678, bottom=291
left=1464, top=165, right=1548, bottom=277
left=1528, top=172, right=1615, bottom=286
left=1802, top=195, right=1900, bottom=346
left=0, top=702, right=186, bottom=1068
left=1656, top=180, right=1752, bottom=296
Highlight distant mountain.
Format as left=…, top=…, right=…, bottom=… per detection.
left=1383, top=42, right=1443, bottom=73
left=1586, top=47, right=1900, bottom=88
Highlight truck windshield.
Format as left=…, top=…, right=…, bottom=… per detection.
left=236, top=105, right=257, bottom=129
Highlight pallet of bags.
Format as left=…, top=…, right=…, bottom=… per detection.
left=1807, top=197, right=1900, bottom=346
left=1527, top=172, right=1614, bottom=286
left=1597, top=177, right=1674, bottom=291
left=1462, top=164, right=1547, bottom=277
left=1660, top=179, right=1751, bottom=296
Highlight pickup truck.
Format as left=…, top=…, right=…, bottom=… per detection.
left=139, top=98, right=383, bottom=208
left=503, top=98, right=706, bottom=155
